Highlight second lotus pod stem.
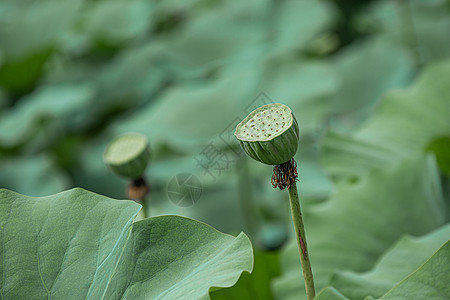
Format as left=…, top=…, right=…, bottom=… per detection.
left=235, top=103, right=316, bottom=300
left=104, top=133, right=151, bottom=218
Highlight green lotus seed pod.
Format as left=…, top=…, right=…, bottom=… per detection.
left=104, top=133, right=151, bottom=179
left=235, top=103, right=299, bottom=165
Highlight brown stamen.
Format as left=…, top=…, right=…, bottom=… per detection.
left=271, top=158, right=298, bottom=190
left=127, top=177, right=150, bottom=200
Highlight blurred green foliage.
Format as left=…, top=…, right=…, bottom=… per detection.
left=1, top=0, right=449, bottom=298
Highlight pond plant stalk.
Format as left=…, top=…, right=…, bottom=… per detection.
left=235, top=103, right=315, bottom=300
left=104, top=133, right=152, bottom=218
left=272, top=159, right=315, bottom=299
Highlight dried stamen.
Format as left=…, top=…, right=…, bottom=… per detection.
left=271, top=158, right=298, bottom=190
left=127, top=177, right=150, bottom=200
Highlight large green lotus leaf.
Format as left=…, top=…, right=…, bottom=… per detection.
left=154, top=0, right=269, bottom=23
left=272, top=156, right=446, bottom=300
left=271, top=0, right=336, bottom=55
left=0, top=155, right=69, bottom=197
left=367, top=0, right=450, bottom=63
left=0, top=0, right=83, bottom=58
left=0, top=188, right=253, bottom=299
left=329, top=38, right=414, bottom=129
left=321, top=131, right=400, bottom=179
left=261, top=58, right=339, bottom=133
left=93, top=42, right=167, bottom=106
left=314, top=287, right=349, bottom=300
left=151, top=0, right=202, bottom=13
left=413, top=15, right=450, bottom=62
left=111, top=64, right=261, bottom=148
left=316, top=238, right=450, bottom=300
left=0, top=188, right=141, bottom=299
left=295, top=132, right=334, bottom=202
left=211, top=250, right=280, bottom=300
left=322, top=61, right=450, bottom=178
left=103, top=216, right=253, bottom=299
left=165, top=13, right=262, bottom=66
left=0, top=0, right=83, bottom=93
left=219, top=0, right=270, bottom=21
left=0, top=84, right=94, bottom=147
left=355, top=61, right=450, bottom=158
left=110, top=42, right=339, bottom=152
left=154, top=4, right=265, bottom=75
left=331, top=223, right=450, bottom=299
left=375, top=241, right=450, bottom=300
left=292, top=157, right=333, bottom=202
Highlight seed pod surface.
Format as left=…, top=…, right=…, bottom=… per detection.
left=235, top=103, right=299, bottom=165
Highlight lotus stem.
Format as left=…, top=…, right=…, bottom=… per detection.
left=287, top=182, right=315, bottom=300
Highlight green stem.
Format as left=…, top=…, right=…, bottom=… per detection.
left=288, top=183, right=315, bottom=300
left=139, top=197, right=149, bottom=219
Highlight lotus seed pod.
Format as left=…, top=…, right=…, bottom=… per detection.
left=235, top=103, right=299, bottom=165
left=104, top=133, right=151, bottom=179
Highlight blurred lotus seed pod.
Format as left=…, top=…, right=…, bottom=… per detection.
left=235, top=103, right=299, bottom=165
left=104, top=133, right=151, bottom=179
